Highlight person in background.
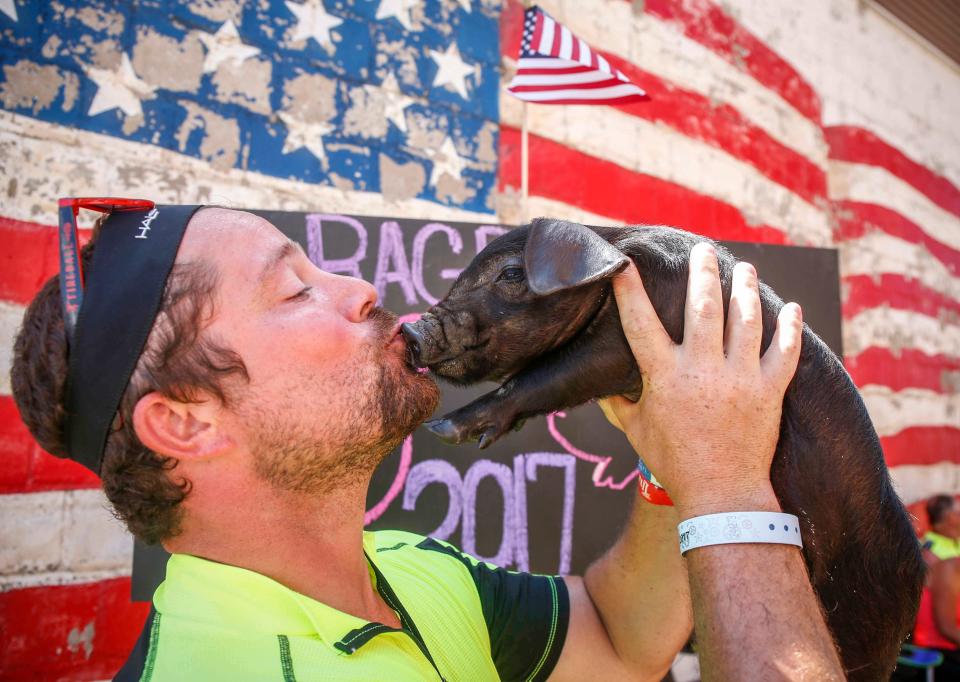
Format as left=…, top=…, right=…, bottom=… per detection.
left=924, top=495, right=960, bottom=559
left=913, top=556, right=960, bottom=679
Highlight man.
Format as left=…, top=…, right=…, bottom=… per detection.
left=913, top=557, right=960, bottom=679
left=11, top=205, right=843, bottom=680
left=925, top=495, right=960, bottom=559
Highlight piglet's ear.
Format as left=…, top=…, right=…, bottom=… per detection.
left=523, top=218, right=629, bottom=295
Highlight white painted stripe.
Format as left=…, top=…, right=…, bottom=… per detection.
left=839, top=232, right=960, bottom=302
left=0, top=489, right=132, bottom=591
left=0, top=111, right=493, bottom=226
left=0, top=566, right=132, bottom=592
left=859, top=385, right=960, bottom=438
left=539, top=15, right=555, bottom=54
left=497, top=192, right=619, bottom=229
left=1, top=567, right=132, bottom=592
left=559, top=24, right=573, bottom=59
left=843, top=307, right=960, bottom=359
left=891, top=463, right=960, bottom=505
left=829, top=160, right=960, bottom=251
left=500, top=90, right=832, bottom=246
left=729, top=0, right=960, bottom=189
left=538, top=0, right=826, bottom=167
left=512, top=71, right=613, bottom=86
left=597, top=54, right=611, bottom=73
left=509, top=84, right=645, bottom=101
left=0, top=300, right=24, bottom=397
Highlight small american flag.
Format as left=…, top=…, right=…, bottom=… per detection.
left=506, top=5, right=648, bottom=104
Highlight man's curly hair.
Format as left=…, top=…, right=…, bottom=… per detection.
left=10, top=216, right=248, bottom=544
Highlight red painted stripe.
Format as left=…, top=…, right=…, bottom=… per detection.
left=0, top=578, right=148, bottom=682
left=501, top=0, right=828, bottom=206
left=846, top=348, right=960, bottom=394
left=843, top=274, right=960, bottom=320
left=0, top=217, right=59, bottom=306
left=643, top=0, right=821, bottom=122
left=499, top=125, right=789, bottom=245
left=833, top=200, right=960, bottom=276
left=610, top=59, right=827, bottom=205
left=570, top=33, right=580, bottom=62
left=826, top=126, right=960, bottom=220
left=881, top=426, right=960, bottom=468
left=0, top=216, right=93, bottom=305
left=0, top=396, right=100, bottom=493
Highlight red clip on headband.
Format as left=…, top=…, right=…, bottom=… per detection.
left=57, top=198, right=203, bottom=474
left=57, top=198, right=156, bottom=343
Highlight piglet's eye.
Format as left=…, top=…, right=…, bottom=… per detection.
left=497, top=267, right=525, bottom=283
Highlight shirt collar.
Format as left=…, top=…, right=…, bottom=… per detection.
left=155, top=531, right=392, bottom=650
left=927, top=530, right=960, bottom=546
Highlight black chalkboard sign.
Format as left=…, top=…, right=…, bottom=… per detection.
left=132, top=212, right=841, bottom=600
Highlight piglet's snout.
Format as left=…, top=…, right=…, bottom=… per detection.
left=401, top=311, right=449, bottom=367
left=400, top=323, right=428, bottom=368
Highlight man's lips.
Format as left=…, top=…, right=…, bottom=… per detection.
left=387, top=323, right=406, bottom=352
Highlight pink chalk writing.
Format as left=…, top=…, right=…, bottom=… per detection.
left=547, top=411, right=639, bottom=490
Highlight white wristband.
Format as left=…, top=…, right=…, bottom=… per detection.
left=678, top=512, right=803, bottom=556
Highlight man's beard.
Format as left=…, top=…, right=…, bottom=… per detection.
left=249, top=308, right=439, bottom=495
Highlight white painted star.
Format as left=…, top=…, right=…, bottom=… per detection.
left=429, top=42, right=474, bottom=99
left=197, top=21, right=260, bottom=74
left=427, top=136, right=465, bottom=186
left=278, top=111, right=334, bottom=166
left=376, top=0, right=419, bottom=31
left=379, top=72, right=414, bottom=132
left=286, top=0, right=343, bottom=50
left=85, top=53, right=156, bottom=118
left=454, top=0, right=471, bottom=12
left=0, top=0, right=17, bottom=22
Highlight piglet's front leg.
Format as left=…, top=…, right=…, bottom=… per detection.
left=426, top=304, right=639, bottom=448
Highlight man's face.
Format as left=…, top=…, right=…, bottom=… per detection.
left=179, top=208, right=439, bottom=493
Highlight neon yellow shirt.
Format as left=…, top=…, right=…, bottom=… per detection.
left=115, top=530, right=568, bottom=681
left=924, top=531, right=960, bottom=560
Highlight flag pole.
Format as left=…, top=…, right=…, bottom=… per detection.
left=521, top=100, right=529, bottom=224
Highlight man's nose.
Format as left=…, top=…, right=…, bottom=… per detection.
left=331, top=273, right=377, bottom=322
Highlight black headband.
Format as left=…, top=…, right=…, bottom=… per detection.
left=64, top=205, right=203, bottom=473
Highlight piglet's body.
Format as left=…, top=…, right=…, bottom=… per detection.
left=402, top=219, right=923, bottom=681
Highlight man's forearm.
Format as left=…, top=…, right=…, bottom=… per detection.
left=680, top=487, right=844, bottom=681
left=583, top=497, right=693, bottom=678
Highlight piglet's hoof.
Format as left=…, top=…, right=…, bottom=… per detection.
left=424, top=411, right=515, bottom=449
left=424, top=418, right=463, bottom=444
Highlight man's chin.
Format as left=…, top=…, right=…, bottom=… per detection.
left=377, top=354, right=440, bottom=444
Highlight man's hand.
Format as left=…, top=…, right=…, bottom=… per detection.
left=600, top=242, right=802, bottom=516
left=597, top=242, right=844, bottom=681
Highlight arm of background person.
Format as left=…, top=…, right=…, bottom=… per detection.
left=549, top=502, right=693, bottom=681
left=932, top=558, right=960, bottom=646
left=553, top=244, right=843, bottom=681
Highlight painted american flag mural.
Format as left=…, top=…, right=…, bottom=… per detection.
left=0, top=0, right=957, bottom=679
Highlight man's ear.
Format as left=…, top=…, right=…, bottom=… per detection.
left=132, top=392, right=233, bottom=461
left=523, top=218, right=629, bottom=295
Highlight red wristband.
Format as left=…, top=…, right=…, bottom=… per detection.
left=637, top=457, right=674, bottom=506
